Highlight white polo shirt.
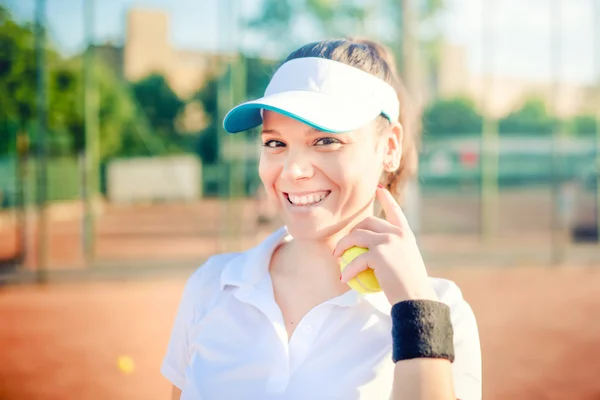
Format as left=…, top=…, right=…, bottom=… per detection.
left=161, top=227, right=482, bottom=400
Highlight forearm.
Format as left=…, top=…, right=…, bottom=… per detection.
left=389, top=298, right=457, bottom=400
left=391, top=358, right=455, bottom=400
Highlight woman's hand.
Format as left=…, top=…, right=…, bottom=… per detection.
left=333, top=186, right=438, bottom=306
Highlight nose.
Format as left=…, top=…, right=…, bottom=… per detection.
left=282, top=150, right=314, bottom=181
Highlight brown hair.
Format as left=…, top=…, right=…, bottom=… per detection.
left=284, top=38, right=421, bottom=200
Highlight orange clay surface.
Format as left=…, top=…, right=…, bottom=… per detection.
left=1, top=266, right=599, bottom=400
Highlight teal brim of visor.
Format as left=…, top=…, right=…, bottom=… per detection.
left=223, top=103, right=349, bottom=134
left=222, top=89, right=390, bottom=135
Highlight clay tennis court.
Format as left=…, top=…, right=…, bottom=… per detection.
left=1, top=267, right=600, bottom=400
left=2, top=190, right=597, bottom=271
left=1, top=195, right=599, bottom=399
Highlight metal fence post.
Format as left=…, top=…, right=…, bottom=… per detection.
left=34, top=0, right=48, bottom=282
left=481, top=0, right=499, bottom=242
left=83, top=0, right=99, bottom=266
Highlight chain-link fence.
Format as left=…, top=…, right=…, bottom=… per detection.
left=1, top=0, right=599, bottom=281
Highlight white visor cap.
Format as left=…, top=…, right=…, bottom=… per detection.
left=223, top=57, right=400, bottom=134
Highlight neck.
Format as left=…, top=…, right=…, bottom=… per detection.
left=271, top=203, right=375, bottom=289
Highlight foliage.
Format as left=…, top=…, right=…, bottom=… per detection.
left=422, top=97, right=482, bottom=136
left=131, top=74, right=184, bottom=139
left=193, top=76, right=219, bottom=164
left=568, top=115, right=597, bottom=136
left=0, top=5, right=157, bottom=160
left=192, top=55, right=277, bottom=164
left=0, top=5, right=39, bottom=129
left=44, top=55, right=151, bottom=160
left=498, top=97, right=556, bottom=135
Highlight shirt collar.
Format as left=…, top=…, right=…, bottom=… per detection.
left=219, top=226, right=392, bottom=316
left=220, top=226, right=289, bottom=290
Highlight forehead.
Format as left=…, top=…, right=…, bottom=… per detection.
left=262, top=110, right=325, bottom=134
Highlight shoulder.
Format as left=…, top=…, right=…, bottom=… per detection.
left=429, top=277, right=467, bottom=307
left=182, top=227, right=288, bottom=305
left=428, top=276, right=478, bottom=332
left=187, top=252, right=241, bottom=287
left=429, top=277, right=482, bottom=399
left=177, top=252, right=243, bottom=315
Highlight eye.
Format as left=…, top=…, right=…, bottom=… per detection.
left=314, top=137, right=341, bottom=146
left=262, top=140, right=285, bottom=148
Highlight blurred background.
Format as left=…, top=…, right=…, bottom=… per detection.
left=0, top=0, right=599, bottom=399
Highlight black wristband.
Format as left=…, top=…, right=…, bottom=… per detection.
left=391, top=299, right=455, bottom=363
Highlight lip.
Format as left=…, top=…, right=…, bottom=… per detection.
left=283, top=190, right=331, bottom=197
left=281, top=190, right=331, bottom=209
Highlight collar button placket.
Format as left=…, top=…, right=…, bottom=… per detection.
left=288, top=304, right=333, bottom=374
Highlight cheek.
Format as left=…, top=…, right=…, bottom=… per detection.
left=258, top=156, right=280, bottom=189
left=326, top=151, right=381, bottom=197
left=337, top=150, right=381, bottom=182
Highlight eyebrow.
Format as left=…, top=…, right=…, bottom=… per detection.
left=261, top=127, right=322, bottom=136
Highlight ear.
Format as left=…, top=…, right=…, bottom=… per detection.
left=382, top=121, right=403, bottom=173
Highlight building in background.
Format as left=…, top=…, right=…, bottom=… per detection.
left=94, top=8, right=231, bottom=100
left=436, top=42, right=595, bottom=118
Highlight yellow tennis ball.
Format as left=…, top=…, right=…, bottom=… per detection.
left=340, top=246, right=382, bottom=294
left=117, top=356, right=135, bottom=374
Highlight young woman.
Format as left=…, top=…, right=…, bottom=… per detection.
left=162, top=38, right=482, bottom=400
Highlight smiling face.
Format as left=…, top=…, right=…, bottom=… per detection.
left=259, top=110, right=401, bottom=240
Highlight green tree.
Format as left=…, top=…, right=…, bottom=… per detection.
left=192, top=55, right=277, bottom=164
left=0, top=5, right=79, bottom=156
left=47, top=62, right=82, bottom=155
left=422, top=96, right=482, bottom=137
left=194, top=76, right=219, bottom=164
left=46, top=56, right=152, bottom=161
left=96, top=60, right=149, bottom=160
left=0, top=5, right=149, bottom=160
left=568, top=115, right=597, bottom=136
left=131, top=74, right=184, bottom=139
left=0, top=6, right=39, bottom=135
left=498, top=97, right=556, bottom=135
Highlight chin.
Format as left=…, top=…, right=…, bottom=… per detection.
left=275, top=191, right=373, bottom=241
left=282, top=216, right=357, bottom=242
left=284, top=222, right=332, bottom=241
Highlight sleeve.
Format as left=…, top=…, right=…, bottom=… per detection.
left=160, top=268, right=204, bottom=390
left=444, top=282, right=483, bottom=400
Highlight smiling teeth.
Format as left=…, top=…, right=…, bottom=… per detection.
left=289, top=193, right=328, bottom=206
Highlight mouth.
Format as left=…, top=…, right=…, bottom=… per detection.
left=283, top=191, right=331, bottom=207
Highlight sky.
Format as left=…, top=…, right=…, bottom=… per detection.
left=5, top=0, right=598, bottom=85
left=441, top=0, right=597, bottom=85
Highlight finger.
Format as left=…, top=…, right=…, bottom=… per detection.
left=340, top=252, right=371, bottom=283
left=333, top=229, right=383, bottom=258
left=376, top=186, right=409, bottom=229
